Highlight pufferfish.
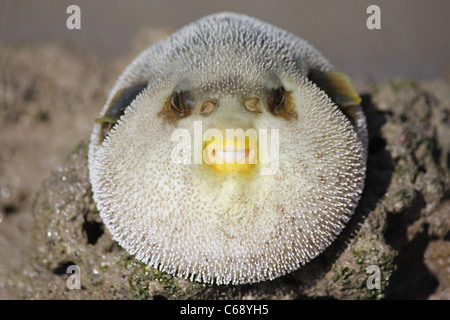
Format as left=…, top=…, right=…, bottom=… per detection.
left=88, top=12, right=367, bottom=285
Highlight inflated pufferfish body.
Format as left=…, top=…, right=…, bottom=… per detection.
left=89, top=12, right=367, bottom=285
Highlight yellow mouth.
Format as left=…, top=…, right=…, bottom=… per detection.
left=204, top=138, right=257, bottom=173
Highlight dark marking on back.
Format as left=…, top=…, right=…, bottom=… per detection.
left=96, top=81, right=148, bottom=142
left=308, top=68, right=362, bottom=128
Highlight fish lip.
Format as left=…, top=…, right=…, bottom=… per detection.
left=213, top=148, right=251, bottom=164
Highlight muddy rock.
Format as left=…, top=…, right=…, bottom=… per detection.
left=1, top=42, right=449, bottom=300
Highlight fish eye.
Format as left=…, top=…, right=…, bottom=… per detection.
left=170, top=92, right=186, bottom=113
left=268, top=87, right=286, bottom=113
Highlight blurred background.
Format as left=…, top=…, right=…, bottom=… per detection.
left=1, top=0, right=449, bottom=81
left=0, top=0, right=449, bottom=299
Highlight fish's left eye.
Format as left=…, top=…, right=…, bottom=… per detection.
left=170, top=92, right=186, bottom=113
left=268, top=87, right=286, bottom=113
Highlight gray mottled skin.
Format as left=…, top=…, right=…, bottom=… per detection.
left=89, top=12, right=367, bottom=285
